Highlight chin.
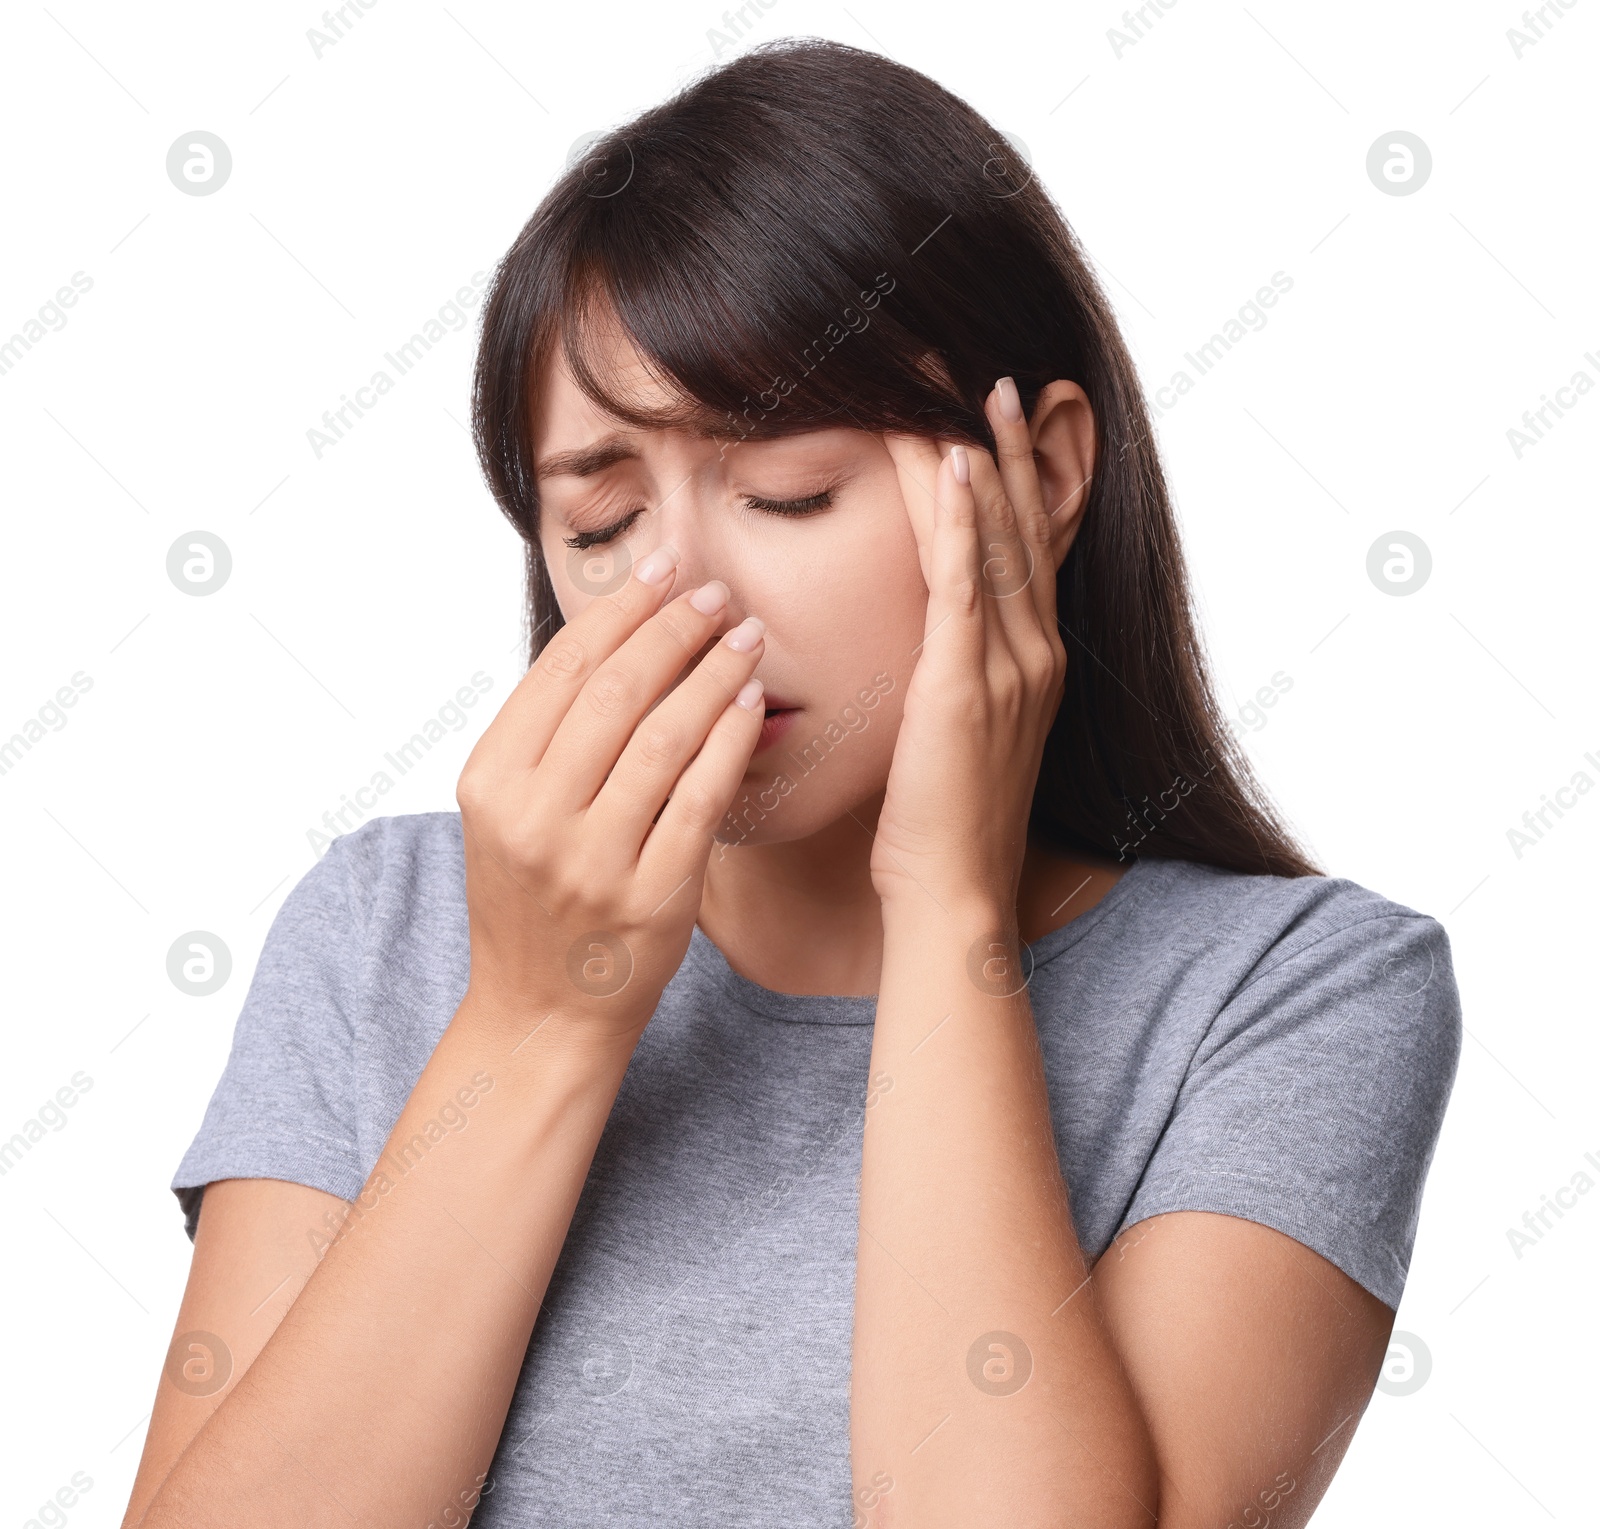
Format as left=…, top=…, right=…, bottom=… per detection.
left=713, top=771, right=803, bottom=849
left=712, top=763, right=886, bottom=851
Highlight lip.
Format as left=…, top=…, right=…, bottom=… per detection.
left=755, top=706, right=799, bottom=753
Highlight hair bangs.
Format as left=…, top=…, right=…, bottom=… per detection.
left=536, top=146, right=981, bottom=449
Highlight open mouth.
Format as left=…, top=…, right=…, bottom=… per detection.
left=756, top=706, right=799, bottom=752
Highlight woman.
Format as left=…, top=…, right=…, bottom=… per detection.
left=125, top=38, right=1460, bottom=1529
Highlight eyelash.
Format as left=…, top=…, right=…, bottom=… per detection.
left=563, top=510, right=644, bottom=551
left=561, top=490, right=835, bottom=549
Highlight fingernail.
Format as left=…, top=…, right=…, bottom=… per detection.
left=724, top=616, right=765, bottom=652
left=634, top=545, right=680, bottom=586
left=689, top=580, right=729, bottom=614
left=996, top=377, right=1023, bottom=423
left=735, top=679, right=764, bottom=711
left=950, top=445, right=971, bottom=486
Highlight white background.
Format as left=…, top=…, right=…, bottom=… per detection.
left=1, top=1, right=1594, bottom=1523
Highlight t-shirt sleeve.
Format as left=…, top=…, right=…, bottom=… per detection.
left=170, top=836, right=372, bottom=1241
left=1120, top=908, right=1462, bottom=1309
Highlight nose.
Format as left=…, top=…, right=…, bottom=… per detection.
left=645, top=488, right=748, bottom=639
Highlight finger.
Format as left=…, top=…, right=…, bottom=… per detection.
left=537, top=578, right=738, bottom=810
left=924, top=445, right=987, bottom=672
left=639, top=679, right=766, bottom=882
left=964, top=446, right=1062, bottom=695
left=468, top=544, right=686, bottom=782
left=961, top=444, right=1036, bottom=643
left=984, top=377, right=1057, bottom=626
left=588, top=616, right=767, bottom=845
left=883, top=432, right=944, bottom=589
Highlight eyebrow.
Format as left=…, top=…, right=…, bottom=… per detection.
left=535, top=421, right=792, bottom=480
left=535, top=438, right=639, bottom=480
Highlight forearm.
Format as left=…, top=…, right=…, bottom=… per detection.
left=137, top=998, right=635, bottom=1528
left=851, top=894, right=1159, bottom=1527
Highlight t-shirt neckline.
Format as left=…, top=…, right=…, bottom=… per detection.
left=688, top=857, right=1152, bottom=1025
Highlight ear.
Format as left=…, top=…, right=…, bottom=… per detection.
left=1029, top=380, right=1097, bottom=569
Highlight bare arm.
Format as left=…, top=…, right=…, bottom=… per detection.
left=853, top=898, right=1392, bottom=1527
left=1091, top=1210, right=1393, bottom=1529
left=128, top=1017, right=635, bottom=1527
left=852, top=897, right=1160, bottom=1525
left=852, top=390, right=1392, bottom=1524
left=126, top=551, right=766, bottom=1525
left=122, top=1178, right=350, bottom=1525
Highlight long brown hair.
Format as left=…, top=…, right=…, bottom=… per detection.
left=470, top=37, right=1318, bottom=878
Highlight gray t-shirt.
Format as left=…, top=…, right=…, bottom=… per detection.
left=173, top=811, right=1460, bottom=1525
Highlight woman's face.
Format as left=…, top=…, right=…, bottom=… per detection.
left=532, top=333, right=930, bottom=847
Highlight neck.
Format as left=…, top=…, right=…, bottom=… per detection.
left=700, top=792, right=889, bottom=997
left=698, top=791, right=1128, bottom=998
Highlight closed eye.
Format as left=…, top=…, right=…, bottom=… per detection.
left=563, top=508, right=645, bottom=550
left=743, top=489, right=833, bottom=517
left=562, top=489, right=835, bottom=549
